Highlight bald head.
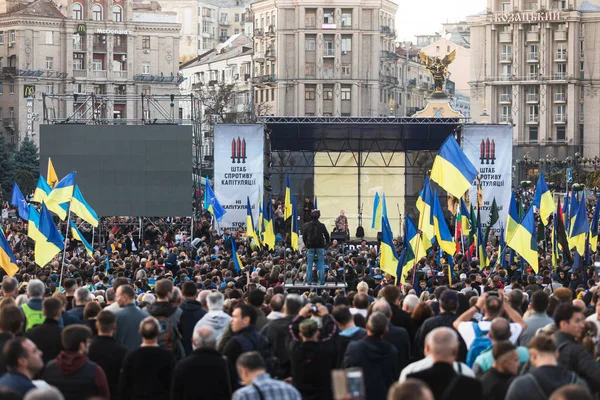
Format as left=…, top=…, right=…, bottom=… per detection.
left=424, top=327, right=459, bottom=362
left=372, top=299, right=392, bottom=318
left=490, top=318, right=511, bottom=342
left=192, top=325, right=217, bottom=350
left=573, top=299, right=586, bottom=311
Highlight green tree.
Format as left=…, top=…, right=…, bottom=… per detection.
left=0, top=135, right=14, bottom=201
left=14, top=136, right=39, bottom=176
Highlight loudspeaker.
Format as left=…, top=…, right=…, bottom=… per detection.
left=331, top=231, right=347, bottom=242
left=376, top=232, right=382, bottom=242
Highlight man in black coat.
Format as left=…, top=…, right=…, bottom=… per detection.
left=343, top=312, right=399, bottom=400
left=372, top=299, right=411, bottom=370
left=178, top=282, right=206, bottom=357
left=25, top=297, right=63, bottom=366
left=171, top=325, right=231, bottom=400
left=301, top=210, right=330, bottom=285
left=88, top=310, right=128, bottom=400
left=407, top=327, right=483, bottom=400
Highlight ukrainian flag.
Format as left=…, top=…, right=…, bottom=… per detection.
left=70, top=219, right=93, bottom=257
left=507, top=205, right=539, bottom=273
left=380, top=215, right=399, bottom=278
left=397, top=216, right=418, bottom=283
left=34, top=203, right=64, bottom=267
left=256, top=187, right=263, bottom=236
left=47, top=157, right=58, bottom=188
left=0, top=228, right=18, bottom=276
left=372, top=192, right=382, bottom=230
left=507, top=192, right=519, bottom=241
left=203, top=177, right=226, bottom=222
left=432, top=191, right=456, bottom=256
left=570, top=193, right=589, bottom=256
left=284, top=174, right=292, bottom=220
left=416, top=177, right=435, bottom=247
left=476, top=209, right=489, bottom=268
left=70, top=185, right=98, bottom=227
left=45, top=172, right=76, bottom=220
left=460, top=198, right=470, bottom=236
left=32, top=175, right=52, bottom=204
left=246, top=196, right=259, bottom=247
left=291, top=196, right=299, bottom=251
left=533, top=173, right=555, bottom=225
left=590, top=197, right=600, bottom=250
left=262, top=195, right=275, bottom=249
left=27, top=205, right=44, bottom=243
left=430, top=135, right=479, bottom=199
left=231, top=236, right=243, bottom=271
left=568, top=190, right=579, bottom=232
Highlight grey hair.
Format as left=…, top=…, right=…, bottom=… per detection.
left=372, top=299, right=392, bottom=317
left=106, top=288, right=115, bottom=302
left=24, top=387, right=65, bottom=400
left=197, top=290, right=210, bottom=308
left=425, top=327, right=459, bottom=359
left=142, top=293, right=156, bottom=304
left=27, top=279, right=45, bottom=299
left=75, top=287, right=92, bottom=303
left=192, top=325, right=218, bottom=350
left=170, top=287, right=182, bottom=303
left=207, top=291, right=225, bottom=311
left=403, top=294, right=420, bottom=313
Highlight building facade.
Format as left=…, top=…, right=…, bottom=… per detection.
left=468, top=0, right=600, bottom=160
left=0, top=0, right=181, bottom=147
left=251, top=0, right=399, bottom=116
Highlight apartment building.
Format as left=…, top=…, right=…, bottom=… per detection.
left=0, top=0, right=181, bottom=147
left=468, top=0, right=600, bottom=159
left=251, top=0, right=399, bottom=116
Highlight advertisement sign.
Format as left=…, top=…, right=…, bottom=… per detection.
left=463, top=125, right=513, bottom=231
left=214, top=124, right=264, bottom=234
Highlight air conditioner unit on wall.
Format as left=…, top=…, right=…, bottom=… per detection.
left=143, top=49, right=150, bottom=54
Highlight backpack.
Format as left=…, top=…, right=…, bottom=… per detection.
left=234, top=331, right=282, bottom=378
left=466, top=322, right=491, bottom=368
left=22, top=303, right=45, bottom=331
left=156, top=312, right=184, bottom=359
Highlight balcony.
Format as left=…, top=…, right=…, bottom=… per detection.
left=554, top=114, right=567, bottom=123
left=113, top=44, right=127, bottom=53
left=254, top=52, right=265, bottom=62
left=499, top=93, right=512, bottom=103
left=254, top=29, right=264, bottom=37
left=527, top=53, right=539, bottom=62
left=555, top=30, right=567, bottom=41
left=73, top=43, right=86, bottom=52
left=555, top=52, right=567, bottom=61
left=499, top=32, right=512, bottom=42
left=92, top=70, right=107, bottom=79
left=265, top=50, right=276, bottom=60
left=73, top=69, right=86, bottom=78
left=219, top=19, right=230, bottom=26
left=266, top=25, right=276, bottom=36
left=554, top=93, right=567, bottom=102
left=113, top=70, right=127, bottom=79
left=500, top=53, right=512, bottom=62
left=527, top=114, right=539, bottom=123
left=323, top=48, right=335, bottom=57
left=527, top=73, right=540, bottom=81
left=499, top=74, right=512, bottom=81
left=379, top=50, right=399, bottom=61
left=380, top=26, right=396, bottom=38
left=2, top=67, right=16, bottom=75
left=2, top=118, right=15, bottom=128
left=202, top=15, right=216, bottom=22
left=407, top=78, right=416, bottom=88
left=526, top=93, right=539, bottom=103
left=500, top=114, right=510, bottom=123
left=526, top=31, right=540, bottom=42
left=553, top=72, right=567, bottom=80
left=261, top=74, right=276, bottom=84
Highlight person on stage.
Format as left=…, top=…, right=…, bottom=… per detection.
left=334, top=210, right=349, bottom=239
left=302, top=210, right=329, bottom=285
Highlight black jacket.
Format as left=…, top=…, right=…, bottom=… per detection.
left=88, top=336, right=128, bottom=400
left=407, top=362, right=483, bottom=400
left=260, top=316, right=295, bottom=377
left=302, top=220, right=330, bottom=249
left=119, top=346, right=176, bottom=400
left=171, top=348, right=231, bottom=400
left=413, top=313, right=467, bottom=362
left=505, top=365, right=589, bottom=400
left=289, top=340, right=337, bottom=400
left=25, top=319, right=62, bottom=365
left=343, top=336, right=399, bottom=400
left=554, top=330, right=600, bottom=393
left=222, top=326, right=271, bottom=388
left=178, top=300, right=206, bottom=356
left=384, top=323, right=411, bottom=371
left=335, top=328, right=367, bottom=368
left=0, top=332, right=14, bottom=375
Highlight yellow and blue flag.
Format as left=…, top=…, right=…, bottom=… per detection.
left=35, top=203, right=64, bottom=267
left=507, top=192, right=519, bottom=241
left=70, top=219, right=93, bottom=257
left=262, top=195, right=275, bottom=249
left=47, top=157, right=58, bottom=188
left=45, top=172, right=76, bottom=220
left=10, top=182, right=29, bottom=221
left=27, top=205, right=44, bottom=243
left=380, top=215, right=399, bottom=278
left=416, top=177, right=435, bottom=247
left=372, top=192, right=382, bottom=230
left=432, top=191, right=456, bottom=256
left=291, top=196, right=299, bottom=251
left=257, top=187, right=263, bottom=236
left=430, top=135, right=479, bottom=199
left=476, top=209, right=489, bottom=268
left=568, top=190, right=579, bottom=232
left=570, top=193, right=589, bottom=256
left=231, top=236, right=243, bottom=271
left=533, top=173, right=555, bottom=225
left=203, top=177, right=226, bottom=222
left=397, top=216, right=417, bottom=284
left=0, top=228, right=18, bottom=276
left=70, top=185, right=98, bottom=227
left=460, top=198, right=470, bottom=236
left=507, top=204, right=539, bottom=273
left=245, top=196, right=259, bottom=247
left=32, top=175, right=52, bottom=204
left=590, top=197, right=600, bottom=250
left=284, top=174, right=292, bottom=220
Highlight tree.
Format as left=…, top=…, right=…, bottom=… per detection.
left=14, top=136, right=39, bottom=176
left=0, top=135, right=14, bottom=202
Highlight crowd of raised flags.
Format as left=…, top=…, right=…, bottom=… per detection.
left=0, top=159, right=99, bottom=283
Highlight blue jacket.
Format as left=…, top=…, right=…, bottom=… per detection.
left=0, top=372, right=36, bottom=396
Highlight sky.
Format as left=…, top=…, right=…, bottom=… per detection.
left=395, top=0, right=485, bottom=42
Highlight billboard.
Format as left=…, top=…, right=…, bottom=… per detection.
left=214, top=124, right=264, bottom=234
left=463, top=124, right=513, bottom=231
left=40, top=125, right=192, bottom=217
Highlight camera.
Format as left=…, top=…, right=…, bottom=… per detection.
left=309, top=305, right=318, bottom=314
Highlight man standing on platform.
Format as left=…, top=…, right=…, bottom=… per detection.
left=302, top=210, right=329, bottom=285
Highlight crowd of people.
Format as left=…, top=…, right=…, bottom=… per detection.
left=0, top=197, right=599, bottom=400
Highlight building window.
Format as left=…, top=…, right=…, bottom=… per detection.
left=9, top=107, right=14, bottom=121
left=235, top=13, right=239, bottom=22
left=142, top=36, right=150, bottom=50
left=73, top=56, right=83, bottom=70
left=92, top=59, right=102, bottom=70
left=341, top=37, right=352, bottom=53
left=323, top=9, right=334, bottom=24
left=341, top=10, right=352, bottom=28
left=46, top=57, right=53, bottom=70
left=0, top=58, right=3, bottom=69
left=9, top=84, right=14, bottom=94
left=112, top=6, right=122, bottom=22
left=0, top=109, right=3, bottom=119
left=323, top=87, right=333, bottom=100
left=305, top=38, right=315, bottom=51
left=220, top=28, right=228, bottom=38
left=528, top=127, right=538, bottom=142
left=0, top=32, right=4, bottom=44
left=305, top=86, right=315, bottom=100
left=46, top=84, right=53, bottom=94
left=8, top=31, right=15, bottom=43
left=142, top=63, right=150, bottom=74
left=72, top=3, right=83, bottom=20
left=0, top=84, right=3, bottom=95
left=220, top=13, right=228, bottom=24
left=46, top=31, right=54, bottom=45
left=265, top=90, right=269, bottom=102
left=342, top=65, right=351, bottom=76
left=305, top=9, right=316, bottom=27
left=234, top=29, right=239, bottom=34
left=341, top=87, right=351, bottom=100
left=92, top=4, right=103, bottom=21
left=305, top=63, right=315, bottom=76
left=556, top=126, right=566, bottom=141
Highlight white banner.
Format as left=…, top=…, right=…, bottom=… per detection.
left=463, top=125, right=513, bottom=231
left=214, top=124, right=263, bottom=234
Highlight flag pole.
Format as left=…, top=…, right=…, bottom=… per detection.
left=411, top=173, right=429, bottom=286
left=59, top=172, right=76, bottom=288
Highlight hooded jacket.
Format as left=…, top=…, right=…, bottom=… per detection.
left=193, top=310, right=232, bottom=342
left=178, top=299, right=206, bottom=356
left=43, top=351, right=110, bottom=400
left=554, top=330, right=600, bottom=393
